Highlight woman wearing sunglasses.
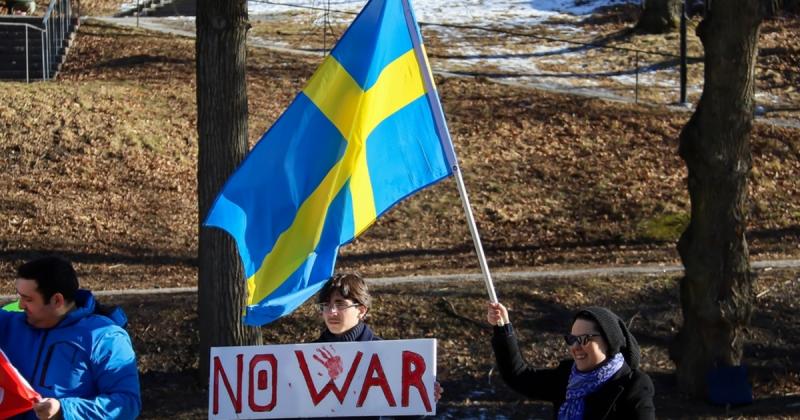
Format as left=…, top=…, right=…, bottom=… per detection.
left=487, top=303, right=655, bottom=419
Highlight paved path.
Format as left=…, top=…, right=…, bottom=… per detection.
left=3, top=258, right=799, bottom=300
left=90, top=16, right=321, bottom=57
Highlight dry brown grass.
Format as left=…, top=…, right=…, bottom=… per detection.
left=1, top=18, right=799, bottom=291
left=0, top=13, right=798, bottom=419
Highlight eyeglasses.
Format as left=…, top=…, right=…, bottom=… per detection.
left=318, top=302, right=360, bottom=313
left=563, top=333, right=601, bottom=347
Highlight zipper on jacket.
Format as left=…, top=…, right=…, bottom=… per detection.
left=599, top=384, right=626, bottom=420
left=38, top=340, right=72, bottom=389
left=29, top=329, right=50, bottom=388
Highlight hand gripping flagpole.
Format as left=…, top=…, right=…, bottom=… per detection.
left=401, top=0, right=498, bottom=304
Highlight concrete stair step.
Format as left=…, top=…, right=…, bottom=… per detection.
left=0, top=16, right=42, bottom=25
left=0, top=59, right=58, bottom=70
left=0, top=44, right=46, bottom=53
left=0, top=30, right=45, bottom=39
left=0, top=53, right=47, bottom=61
left=0, top=35, right=46, bottom=43
left=0, top=69, right=51, bottom=80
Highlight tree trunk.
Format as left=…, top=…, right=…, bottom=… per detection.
left=638, top=0, right=682, bottom=33
left=671, top=0, right=762, bottom=397
left=196, top=0, right=261, bottom=378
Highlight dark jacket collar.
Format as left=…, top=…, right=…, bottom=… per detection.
left=315, top=322, right=379, bottom=343
left=584, top=362, right=632, bottom=419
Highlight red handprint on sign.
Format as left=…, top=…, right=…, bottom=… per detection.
left=313, top=346, right=343, bottom=381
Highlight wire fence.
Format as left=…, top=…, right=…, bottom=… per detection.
left=245, top=0, right=799, bottom=116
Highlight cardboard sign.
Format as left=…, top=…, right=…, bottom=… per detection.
left=209, top=339, right=436, bottom=419
left=0, top=349, right=40, bottom=418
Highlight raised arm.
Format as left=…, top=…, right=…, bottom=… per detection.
left=488, top=302, right=566, bottom=403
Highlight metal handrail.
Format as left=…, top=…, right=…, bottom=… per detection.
left=42, top=0, right=61, bottom=80
left=0, top=0, right=70, bottom=83
left=0, top=21, right=46, bottom=81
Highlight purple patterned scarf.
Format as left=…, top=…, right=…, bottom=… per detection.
left=557, top=352, right=624, bottom=420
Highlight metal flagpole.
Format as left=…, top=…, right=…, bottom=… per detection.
left=401, top=0, right=498, bottom=304
left=450, top=170, right=499, bottom=303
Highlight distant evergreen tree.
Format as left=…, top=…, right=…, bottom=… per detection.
left=196, top=0, right=262, bottom=377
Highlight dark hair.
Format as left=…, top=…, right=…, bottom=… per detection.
left=17, top=256, right=79, bottom=303
left=574, top=306, right=641, bottom=369
left=318, top=272, right=371, bottom=310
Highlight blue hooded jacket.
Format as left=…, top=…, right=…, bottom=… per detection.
left=0, top=290, right=141, bottom=420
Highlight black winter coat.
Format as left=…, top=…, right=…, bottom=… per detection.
left=492, top=324, right=655, bottom=420
left=314, top=321, right=380, bottom=343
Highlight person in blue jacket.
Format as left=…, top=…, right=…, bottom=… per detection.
left=0, top=255, right=141, bottom=420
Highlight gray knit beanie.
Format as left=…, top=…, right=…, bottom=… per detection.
left=574, top=306, right=641, bottom=369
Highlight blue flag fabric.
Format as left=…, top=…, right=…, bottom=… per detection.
left=205, top=0, right=455, bottom=326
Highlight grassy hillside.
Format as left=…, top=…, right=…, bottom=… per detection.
left=1, top=14, right=798, bottom=419
left=1, top=19, right=798, bottom=293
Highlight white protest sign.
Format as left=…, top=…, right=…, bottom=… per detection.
left=209, top=338, right=436, bottom=419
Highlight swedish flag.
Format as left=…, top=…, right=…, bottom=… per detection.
left=205, top=0, right=455, bottom=326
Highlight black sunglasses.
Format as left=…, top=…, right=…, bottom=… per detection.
left=563, top=333, right=601, bottom=346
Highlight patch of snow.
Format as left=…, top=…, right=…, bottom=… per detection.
left=246, top=0, right=638, bottom=23
left=119, top=0, right=136, bottom=11
left=120, top=0, right=770, bottom=108
left=532, top=0, right=639, bottom=15
left=162, top=16, right=196, bottom=21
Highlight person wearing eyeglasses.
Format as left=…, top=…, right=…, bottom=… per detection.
left=312, top=272, right=442, bottom=412
left=487, top=303, right=655, bottom=419
left=314, top=272, right=377, bottom=343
